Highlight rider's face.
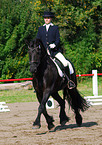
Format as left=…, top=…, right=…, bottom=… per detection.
left=44, top=17, right=52, bottom=24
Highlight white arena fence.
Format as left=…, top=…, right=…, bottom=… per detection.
left=77, top=70, right=102, bottom=106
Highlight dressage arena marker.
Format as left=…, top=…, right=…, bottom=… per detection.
left=0, top=102, right=10, bottom=112
left=0, top=70, right=102, bottom=106
left=46, top=98, right=54, bottom=109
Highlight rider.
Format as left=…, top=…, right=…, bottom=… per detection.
left=36, top=10, right=75, bottom=89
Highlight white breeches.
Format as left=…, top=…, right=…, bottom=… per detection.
left=55, top=52, right=74, bottom=74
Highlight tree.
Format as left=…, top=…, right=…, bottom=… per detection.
left=0, top=0, right=101, bottom=79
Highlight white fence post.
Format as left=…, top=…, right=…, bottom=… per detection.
left=92, top=70, right=98, bottom=96
left=84, top=70, right=102, bottom=106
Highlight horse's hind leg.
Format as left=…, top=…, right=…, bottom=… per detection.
left=68, top=88, right=89, bottom=126
left=52, top=92, right=70, bottom=126
left=74, top=109, right=82, bottom=126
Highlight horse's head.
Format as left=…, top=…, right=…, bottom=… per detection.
left=27, top=39, right=42, bottom=73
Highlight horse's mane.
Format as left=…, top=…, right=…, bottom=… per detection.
left=36, top=38, right=47, bottom=55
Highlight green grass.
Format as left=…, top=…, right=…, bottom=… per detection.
left=77, top=76, right=102, bottom=96
left=0, top=89, right=37, bottom=103
left=0, top=77, right=102, bottom=103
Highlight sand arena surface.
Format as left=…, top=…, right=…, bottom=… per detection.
left=0, top=101, right=102, bottom=145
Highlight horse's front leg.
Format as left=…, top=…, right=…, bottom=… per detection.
left=33, top=91, right=50, bottom=129
left=43, top=107, right=55, bottom=130
left=32, top=104, right=43, bottom=129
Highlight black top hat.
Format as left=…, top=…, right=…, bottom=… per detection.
left=43, top=11, right=54, bottom=18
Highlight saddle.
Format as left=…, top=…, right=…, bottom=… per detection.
left=52, top=57, right=76, bottom=89
left=54, top=57, right=65, bottom=73
left=50, top=57, right=64, bottom=77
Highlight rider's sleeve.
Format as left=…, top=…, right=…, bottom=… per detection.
left=55, top=26, right=60, bottom=49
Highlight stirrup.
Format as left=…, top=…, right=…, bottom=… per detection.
left=67, top=80, right=76, bottom=89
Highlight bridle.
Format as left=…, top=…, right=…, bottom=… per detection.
left=28, top=45, right=41, bottom=66
left=28, top=41, right=48, bottom=72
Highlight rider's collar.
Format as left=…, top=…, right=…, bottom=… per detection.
left=43, top=23, right=54, bottom=26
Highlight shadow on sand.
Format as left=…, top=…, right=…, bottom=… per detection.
left=52, top=121, right=98, bottom=132
left=36, top=121, right=98, bottom=135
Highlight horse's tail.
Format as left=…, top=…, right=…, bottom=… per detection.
left=63, top=87, right=89, bottom=112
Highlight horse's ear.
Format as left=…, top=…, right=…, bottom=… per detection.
left=25, top=39, right=29, bottom=46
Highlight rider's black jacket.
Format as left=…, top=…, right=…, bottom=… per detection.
left=37, top=24, right=61, bottom=56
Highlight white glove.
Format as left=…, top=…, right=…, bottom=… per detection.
left=49, top=43, right=56, bottom=49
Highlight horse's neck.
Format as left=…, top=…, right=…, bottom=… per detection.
left=41, top=45, right=47, bottom=59
left=39, top=43, right=53, bottom=71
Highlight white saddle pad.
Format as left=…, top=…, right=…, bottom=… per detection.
left=50, top=57, right=74, bottom=77
left=67, top=61, right=74, bottom=74
left=52, top=58, right=64, bottom=77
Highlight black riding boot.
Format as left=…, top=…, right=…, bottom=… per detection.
left=64, top=67, right=76, bottom=89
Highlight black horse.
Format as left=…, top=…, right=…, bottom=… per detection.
left=27, top=38, right=89, bottom=130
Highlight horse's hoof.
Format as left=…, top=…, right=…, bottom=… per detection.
left=61, top=120, right=68, bottom=126
left=60, top=116, right=70, bottom=126
left=48, top=123, right=55, bottom=131
left=32, top=125, right=41, bottom=129
left=75, top=115, right=82, bottom=127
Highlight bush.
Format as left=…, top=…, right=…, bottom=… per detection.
left=0, top=0, right=101, bottom=79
